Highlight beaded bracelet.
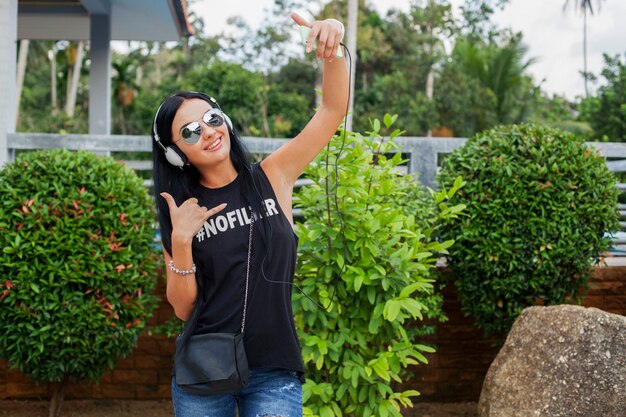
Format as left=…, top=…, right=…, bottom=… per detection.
left=168, top=260, right=196, bottom=276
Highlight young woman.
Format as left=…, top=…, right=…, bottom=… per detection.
left=151, top=12, right=348, bottom=417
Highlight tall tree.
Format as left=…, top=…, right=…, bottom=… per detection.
left=578, top=53, right=626, bottom=141
left=347, top=1, right=458, bottom=135
left=65, top=41, right=84, bottom=117
left=459, top=0, right=511, bottom=40
left=49, top=44, right=58, bottom=115
left=410, top=0, right=457, bottom=136
left=563, top=0, right=603, bottom=97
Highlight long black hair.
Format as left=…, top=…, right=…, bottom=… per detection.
left=151, top=91, right=269, bottom=256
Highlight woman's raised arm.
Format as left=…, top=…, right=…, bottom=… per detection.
left=262, top=12, right=350, bottom=189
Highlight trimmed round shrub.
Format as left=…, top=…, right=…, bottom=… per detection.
left=0, top=149, right=159, bottom=385
left=438, top=123, right=620, bottom=336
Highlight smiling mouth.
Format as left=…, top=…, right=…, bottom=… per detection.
left=205, top=137, right=222, bottom=151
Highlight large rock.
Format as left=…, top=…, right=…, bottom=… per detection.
left=479, top=305, right=626, bottom=417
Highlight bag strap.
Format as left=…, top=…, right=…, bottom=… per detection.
left=177, top=221, right=254, bottom=349
left=241, top=218, right=253, bottom=333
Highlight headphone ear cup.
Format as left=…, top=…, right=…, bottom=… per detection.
left=164, top=145, right=188, bottom=167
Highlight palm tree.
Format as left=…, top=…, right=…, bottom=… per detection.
left=563, top=0, right=602, bottom=98
left=111, top=56, right=138, bottom=134
left=453, top=35, right=535, bottom=124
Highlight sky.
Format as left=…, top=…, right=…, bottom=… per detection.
left=189, top=0, right=626, bottom=101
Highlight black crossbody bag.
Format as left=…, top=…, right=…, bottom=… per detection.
left=174, top=222, right=253, bottom=395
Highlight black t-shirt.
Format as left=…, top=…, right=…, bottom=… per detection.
left=165, top=164, right=303, bottom=374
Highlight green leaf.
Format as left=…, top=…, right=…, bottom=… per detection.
left=383, top=300, right=401, bottom=322
left=415, top=344, right=436, bottom=353
left=330, top=402, right=343, bottom=417
left=354, top=275, right=364, bottom=292
left=383, top=114, right=398, bottom=129
left=372, top=118, right=381, bottom=133
left=401, top=299, right=424, bottom=319
left=372, top=362, right=390, bottom=381
left=379, top=402, right=390, bottom=417
left=336, top=383, right=348, bottom=400
left=351, top=368, right=359, bottom=388
left=320, top=405, right=334, bottom=417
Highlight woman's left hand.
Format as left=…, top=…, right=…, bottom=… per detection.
left=291, top=12, right=344, bottom=60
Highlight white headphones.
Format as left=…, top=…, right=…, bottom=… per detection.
left=152, top=93, right=233, bottom=168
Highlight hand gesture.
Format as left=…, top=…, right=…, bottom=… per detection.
left=291, top=11, right=344, bottom=60
left=160, top=192, right=226, bottom=243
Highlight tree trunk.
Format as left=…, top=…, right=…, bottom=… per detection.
left=345, top=0, right=358, bottom=132
left=136, top=65, right=143, bottom=87
left=583, top=8, right=589, bottom=98
left=48, top=378, right=68, bottom=417
left=65, top=41, right=84, bottom=117
left=15, top=39, right=29, bottom=127
left=66, top=66, right=73, bottom=110
left=425, top=0, right=435, bottom=137
left=50, top=45, right=58, bottom=115
left=256, top=87, right=271, bottom=138
left=426, top=68, right=434, bottom=137
left=119, top=106, right=127, bottom=135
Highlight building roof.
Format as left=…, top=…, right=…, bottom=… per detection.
left=18, top=0, right=194, bottom=41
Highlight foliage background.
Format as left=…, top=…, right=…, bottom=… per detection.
left=15, top=0, right=625, bottom=141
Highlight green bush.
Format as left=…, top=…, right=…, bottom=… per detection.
left=294, top=115, right=465, bottom=417
left=438, top=123, right=620, bottom=336
left=0, top=149, right=159, bottom=413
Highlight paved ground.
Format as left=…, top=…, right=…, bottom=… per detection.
left=0, top=399, right=478, bottom=417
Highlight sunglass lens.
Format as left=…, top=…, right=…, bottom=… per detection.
left=203, top=110, right=225, bottom=127
left=181, top=122, right=201, bottom=144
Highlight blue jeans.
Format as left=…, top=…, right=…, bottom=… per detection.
left=171, top=368, right=303, bottom=417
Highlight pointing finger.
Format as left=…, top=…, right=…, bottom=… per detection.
left=291, top=11, right=312, bottom=28
left=204, top=203, right=228, bottom=220
left=160, top=192, right=178, bottom=214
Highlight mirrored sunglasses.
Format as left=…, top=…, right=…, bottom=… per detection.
left=179, top=109, right=226, bottom=145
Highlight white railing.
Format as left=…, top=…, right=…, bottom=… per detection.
left=8, top=132, right=626, bottom=183
left=7, top=133, right=626, bottom=256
